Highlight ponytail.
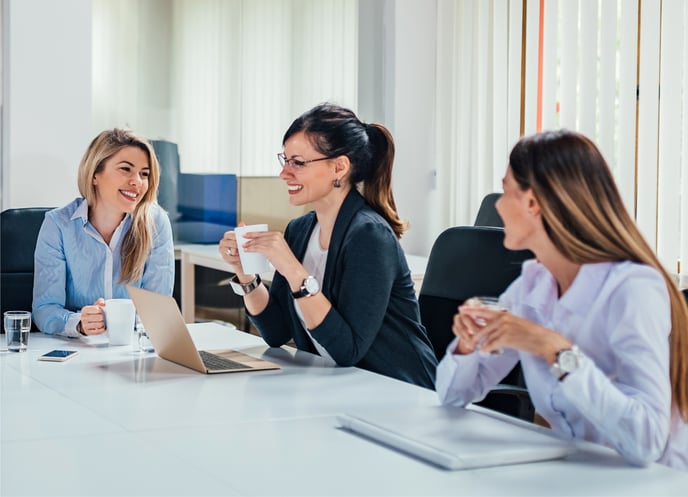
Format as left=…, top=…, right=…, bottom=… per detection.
left=362, top=124, right=407, bottom=238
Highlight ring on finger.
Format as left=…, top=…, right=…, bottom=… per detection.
left=225, top=248, right=233, bottom=256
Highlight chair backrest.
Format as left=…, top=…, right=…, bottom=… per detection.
left=474, top=193, right=503, bottom=227
left=683, top=288, right=688, bottom=306
left=1, top=208, right=52, bottom=329
left=419, top=226, right=533, bottom=361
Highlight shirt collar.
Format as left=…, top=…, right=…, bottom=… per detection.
left=520, top=260, right=614, bottom=318
left=559, top=261, right=614, bottom=314
left=70, top=197, right=133, bottom=234
left=71, top=197, right=89, bottom=225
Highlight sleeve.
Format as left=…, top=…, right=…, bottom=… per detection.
left=32, top=214, right=81, bottom=337
left=308, top=221, right=408, bottom=366
left=553, top=270, right=672, bottom=467
left=140, top=209, right=175, bottom=295
left=248, top=220, right=304, bottom=348
left=436, top=337, right=520, bottom=406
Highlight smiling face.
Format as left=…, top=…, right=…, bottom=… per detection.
left=279, top=131, right=344, bottom=207
left=495, top=166, right=540, bottom=251
left=92, top=146, right=150, bottom=217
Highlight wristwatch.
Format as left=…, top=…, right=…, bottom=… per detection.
left=292, top=275, right=320, bottom=299
left=550, top=345, right=581, bottom=381
left=229, top=274, right=261, bottom=296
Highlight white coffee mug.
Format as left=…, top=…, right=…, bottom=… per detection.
left=234, top=224, right=271, bottom=274
left=104, top=299, right=136, bottom=346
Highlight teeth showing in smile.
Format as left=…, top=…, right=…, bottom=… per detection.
left=287, top=185, right=303, bottom=192
left=120, top=190, right=138, bottom=199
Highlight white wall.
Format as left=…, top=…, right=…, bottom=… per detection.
left=1, top=0, right=92, bottom=210
left=383, top=0, right=437, bottom=256
left=0, top=0, right=437, bottom=257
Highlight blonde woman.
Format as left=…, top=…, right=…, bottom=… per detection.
left=33, top=129, right=174, bottom=337
left=436, top=130, right=688, bottom=469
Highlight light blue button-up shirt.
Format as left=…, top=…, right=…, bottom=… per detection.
left=32, top=198, right=175, bottom=337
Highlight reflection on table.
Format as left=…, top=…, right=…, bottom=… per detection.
left=2, top=323, right=687, bottom=496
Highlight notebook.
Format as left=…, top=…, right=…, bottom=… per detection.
left=337, top=405, right=575, bottom=470
left=126, top=285, right=280, bottom=374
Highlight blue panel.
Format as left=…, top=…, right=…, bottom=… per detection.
left=177, top=173, right=237, bottom=226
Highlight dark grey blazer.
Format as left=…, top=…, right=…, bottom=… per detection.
left=249, top=189, right=437, bottom=389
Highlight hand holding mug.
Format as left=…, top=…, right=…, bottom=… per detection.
left=80, top=298, right=106, bottom=336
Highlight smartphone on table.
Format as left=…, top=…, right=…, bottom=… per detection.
left=38, top=350, right=79, bottom=362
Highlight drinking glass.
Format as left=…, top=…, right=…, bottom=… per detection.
left=4, top=311, right=32, bottom=352
left=464, top=296, right=507, bottom=354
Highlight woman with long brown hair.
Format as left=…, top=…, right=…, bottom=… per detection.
left=33, top=128, right=174, bottom=336
left=437, top=129, right=688, bottom=469
left=219, top=103, right=437, bottom=389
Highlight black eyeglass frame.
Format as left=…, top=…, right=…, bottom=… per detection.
left=277, top=152, right=333, bottom=170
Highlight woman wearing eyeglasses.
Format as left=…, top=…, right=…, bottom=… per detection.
left=219, top=103, right=437, bottom=389
left=436, top=130, right=688, bottom=469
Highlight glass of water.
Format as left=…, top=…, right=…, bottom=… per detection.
left=464, top=296, right=507, bottom=354
left=4, top=311, right=32, bottom=352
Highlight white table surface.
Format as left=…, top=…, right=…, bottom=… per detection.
left=2, top=324, right=687, bottom=496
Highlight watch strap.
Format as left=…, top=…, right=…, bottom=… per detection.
left=292, top=276, right=319, bottom=299
left=229, top=274, right=261, bottom=296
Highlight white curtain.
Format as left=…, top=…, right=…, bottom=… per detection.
left=434, top=0, right=523, bottom=229
left=92, top=0, right=358, bottom=176
left=436, top=0, right=688, bottom=286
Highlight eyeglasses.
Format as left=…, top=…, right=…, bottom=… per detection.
left=277, top=152, right=332, bottom=170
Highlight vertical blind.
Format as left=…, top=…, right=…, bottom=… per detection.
left=93, top=0, right=358, bottom=176
left=436, top=0, right=687, bottom=287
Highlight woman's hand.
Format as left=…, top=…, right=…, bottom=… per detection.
left=219, top=230, right=249, bottom=278
left=80, top=298, right=106, bottom=336
left=236, top=230, right=307, bottom=290
left=452, top=305, right=570, bottom=363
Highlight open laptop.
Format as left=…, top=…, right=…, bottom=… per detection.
left=127, top=285, right=280, bottom=374
left=337, top=405, right=575, bottom=470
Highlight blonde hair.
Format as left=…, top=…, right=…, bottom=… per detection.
left=510, top=129, right=688, bottom=420
left=77, top=128, right=160, bottom=283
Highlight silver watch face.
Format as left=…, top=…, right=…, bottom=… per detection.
left=558, top=349, right=580, bottom=373
left=304, top=276, right=320, bottom=295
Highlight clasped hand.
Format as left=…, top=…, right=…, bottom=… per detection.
left=452, top=304, right=564, bottom=361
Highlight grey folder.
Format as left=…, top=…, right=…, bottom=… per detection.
left=337, top=405, right=575, bottom=470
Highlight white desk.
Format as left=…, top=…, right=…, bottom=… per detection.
left=178, top=243, right=428, bottom=322
left=2, top=325, right=687, bottom=496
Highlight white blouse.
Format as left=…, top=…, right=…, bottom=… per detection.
left=436, top=260, right=688, bottom=470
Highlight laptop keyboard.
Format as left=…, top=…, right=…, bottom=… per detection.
left=199, top=350, right=248, bottom=371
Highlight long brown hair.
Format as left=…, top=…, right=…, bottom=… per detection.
left=77, top=128, right=161, bottom=283
left=510, top=129, right=688, bottom=420
left=283, top=103, right=407, bottom=238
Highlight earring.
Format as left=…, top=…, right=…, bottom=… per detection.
left=334, top=178, right=341, bottom=188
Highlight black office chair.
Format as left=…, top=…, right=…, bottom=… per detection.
left=1, top=208, right=53, bottom=331
left=683, top=288, right=688, bottom=305
left=474, top=193, right=503, bottom=227
left=418, top=225, right=535, bottom=421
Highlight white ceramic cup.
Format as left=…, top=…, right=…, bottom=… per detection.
left=104, top=299, right=136, bottom=346
left=234, top=224, right=271, bottom=274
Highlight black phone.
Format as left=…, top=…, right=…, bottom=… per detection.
left=38, top=349, right=80, bottom=362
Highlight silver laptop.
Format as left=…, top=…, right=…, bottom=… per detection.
left=127, top=285, right=280, bottom=374
left=337, top=405, right=575, bottom=470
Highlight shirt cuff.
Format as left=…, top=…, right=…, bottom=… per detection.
left=64, top=313, right=83, bottom=338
